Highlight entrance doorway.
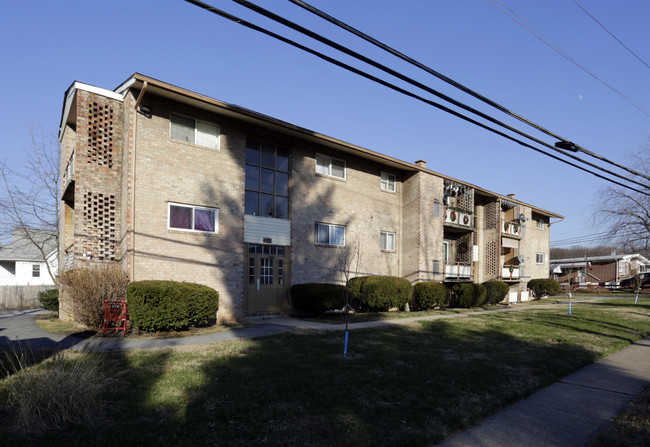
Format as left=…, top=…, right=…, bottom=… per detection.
left=245, top=244, right=290, bottom=315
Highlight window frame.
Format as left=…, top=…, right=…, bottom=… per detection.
left=314, top=222, right=346, bottom=246
left=168, top=202, right=219, bottom=234
left=433, top=200, right=441, bottom=218
left=244, top=138, right=290, bottom=219
left=536, top=218, right=545, bottom=230
left=535, top=253, right=545, bottom=264
left=170, top=113, right=220, bottom=149
left=315, top=153, right=346, bottom=180
left=380, top=171, right=396, bottom=192
left=32, top=264, right=40, bottom=278
left=380, top=231, right=396, bottom=251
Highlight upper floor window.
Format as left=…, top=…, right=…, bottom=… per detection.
left=536, top=218, right=545, bottom=230
left=315, top=222, right=345, bottom=246
left=380, top=172, right=396, bottom=192
left=536, top=253, right=545, bottom=264
left=32, top=264, right=40, bottom=278
left=433, top=200, right=441, bottom=218
left=315, top=153, right=346, bottom=179
left=170, top=113, right=220, bottom=149
left=168, top=202, right=218, bottom=234
left=245, top=138, right=290, bottom=219
left=380, top=231, right=396, bottom=251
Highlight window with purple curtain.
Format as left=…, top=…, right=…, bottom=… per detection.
left=194, top=209, right=216, bottom=232
left=169, top=203, right=218, bottom=233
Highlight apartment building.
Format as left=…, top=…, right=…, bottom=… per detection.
left=58, top=73, right=562, bottom=323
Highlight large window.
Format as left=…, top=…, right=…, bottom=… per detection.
left=536, top=253, right=545, bottom=264
left=380, top=172, right=396, bottom=192
left=380, top=231, right=396, bottom=251
left=168, top=203, right=218, bottom=233
left=315, top=222, right=345, bottom=246
left=245, top=138, right=290, bottom=219
left=170, top=113, right=220, bottom=149
left=315, top=153, right=346, bottom=179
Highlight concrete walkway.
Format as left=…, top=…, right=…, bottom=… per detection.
left=1, top=301, right=649, bottom=446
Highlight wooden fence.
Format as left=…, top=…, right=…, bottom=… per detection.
left=0, top=285, right=56, bottom=310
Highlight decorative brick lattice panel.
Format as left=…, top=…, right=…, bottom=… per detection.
left=457, top=233, right=473, bottom=264
left=485, top=201, right=498, bottom=230
left=457, top=188, right=474, bottom=214
left=485, top=240, right=498, bottom=276
left=82, top=192, right=116, bottom=260
left=87, top=102, right=114, bottom=168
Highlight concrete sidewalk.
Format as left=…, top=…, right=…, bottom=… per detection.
left=2, top=304, right=649, bottom=446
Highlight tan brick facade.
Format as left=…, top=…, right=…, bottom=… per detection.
left=58, top=74, right=561, bottom=322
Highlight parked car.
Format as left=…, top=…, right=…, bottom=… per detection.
left=619, top=274, right=650, bottom=290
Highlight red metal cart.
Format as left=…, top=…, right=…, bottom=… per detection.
left=103, top=300, right=128, bottom=336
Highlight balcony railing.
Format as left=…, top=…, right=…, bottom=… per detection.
left=502, top=220, right=521, bottom=236
left=502, top=266, right=520, bottom=280
left=445, top=262, right=472, bottom=279
left=63, top=151, right=75, bottom=186
left=445, top=209, right=473, bottom=228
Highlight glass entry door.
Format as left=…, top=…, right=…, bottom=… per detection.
left=245, top=244, right=290, bottom=315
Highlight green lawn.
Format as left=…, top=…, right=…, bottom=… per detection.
left=2, top=299, right=650, bottom=446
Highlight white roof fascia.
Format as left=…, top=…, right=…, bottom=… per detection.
left=59, top=82, right=124, bottom=142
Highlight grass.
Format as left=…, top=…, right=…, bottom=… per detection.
left=1, top=299, right=649, bottom=446
left=590, top=385, right=650, bottom=446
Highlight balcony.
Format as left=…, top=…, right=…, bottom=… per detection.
left=445, top=208, right=473, bottom=231
left=62, top=151, right=75, bottom=203
left=502, top=220, right=521, bottom=237
left=502, top=265, right=520, bottom=281
left=445, top=262, right=472, bottom=280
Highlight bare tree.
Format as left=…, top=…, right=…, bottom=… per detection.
left=336, top=227, right=365, bottom=286
left=595, top=141, right=650, bottom=258
left=0, top=125, right=60, bottom=284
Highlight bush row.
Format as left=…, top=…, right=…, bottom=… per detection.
left=127, top=280, right=219, bottom=332
left=290, top=277, right=522, bottom=313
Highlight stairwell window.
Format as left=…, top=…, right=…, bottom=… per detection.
left=536, top=253, right=544, bottom=264
left=380, top=231, right=396, bottom=251
left=168, top=203, right=218, bottom=234
left=170, top=113, right=220, bottom=149
left=380, top=172, right=396, bottom=192
left=315, top=222, right=345, bottom=246
left=315, top=153, right=346, bottom=179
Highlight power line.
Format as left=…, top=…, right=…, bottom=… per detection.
left=487, top=0, right=650, bottom=117
left=573, top=0, right=650, bottom=72
left=182, top=0, right=650, bottom=196
left=289, top=0, right=650, bottom=184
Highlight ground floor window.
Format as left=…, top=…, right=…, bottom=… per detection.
left=380, top=231, right=396, bottom=251
left=168, top=202, right=218, bottom=234
left=315, top=222, right=345, bottom=246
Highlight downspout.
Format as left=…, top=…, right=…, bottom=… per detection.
left=130, top=81, right=148, bottom=280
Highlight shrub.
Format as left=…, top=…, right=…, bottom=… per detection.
left=347, top=276, right=412, bottom=312
left=37, top=289, right=59, bottom=312
left=527, top=278, right=561, bottom=299
left=451, top=283, right=487, bottom=308
left=413, top=282, right=449, bottom=310
left=3, top=347, right=115, bottom=434
left=290, top=283, right=349, bottom=315
left=58, top=264, right=129, bottom=329
left=127, top=280, right=219, bottom=332
left=482, top=281, right=510, bottom=305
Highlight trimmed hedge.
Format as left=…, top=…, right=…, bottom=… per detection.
left=482, top=280, right=510, bottom=305
left=451, top=283, right=487, bottom=308
left=290, top=283, right=349, bottom=315
left=127, top=280, right=219, bottom=332
left=347, top=276, right=412, bottom=312
left=413, top=282, right=449, bottom=310
left=527, top=278, right=561, bottom=299
left=37, top=289, right=59, bottom=312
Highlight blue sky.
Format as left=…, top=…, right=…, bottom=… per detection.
left=1, top=0, right=648, bottom=247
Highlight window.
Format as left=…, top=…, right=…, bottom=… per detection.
left=433, top=200, right=441, bottom=218
left=245, top=138, right=290, bottom=219
left=520, top=266, right=525, bottom=277
left=380, top=231, right=396, bottom=251
left=536, top=253, right=544, bottom=264
left=315, top=153, right=346, bottom=179
left=170, top=113, right=219, bottom=149
left=168, top=203, right=218, bottom=233
left=315, top=223, right=345, bottom=246
left=536, top=218, right=545, bottom=230
left=380, top=172, right=396, bottom=192
left=443, top=241, right=450, bottom=262
left=32, top=264, right=40, bottom=278
left=432, top=260, right=441, bottom=274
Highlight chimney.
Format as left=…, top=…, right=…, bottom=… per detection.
left=415, top=159, right=427, bottom=168
left=507, top=194, right=515, bottom=199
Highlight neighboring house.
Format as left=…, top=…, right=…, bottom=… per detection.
left=0, top=228, right=57, bottom=286
left=550, top=253, right=650, bottom=288
left=58, top=73, right=562, bottom=323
